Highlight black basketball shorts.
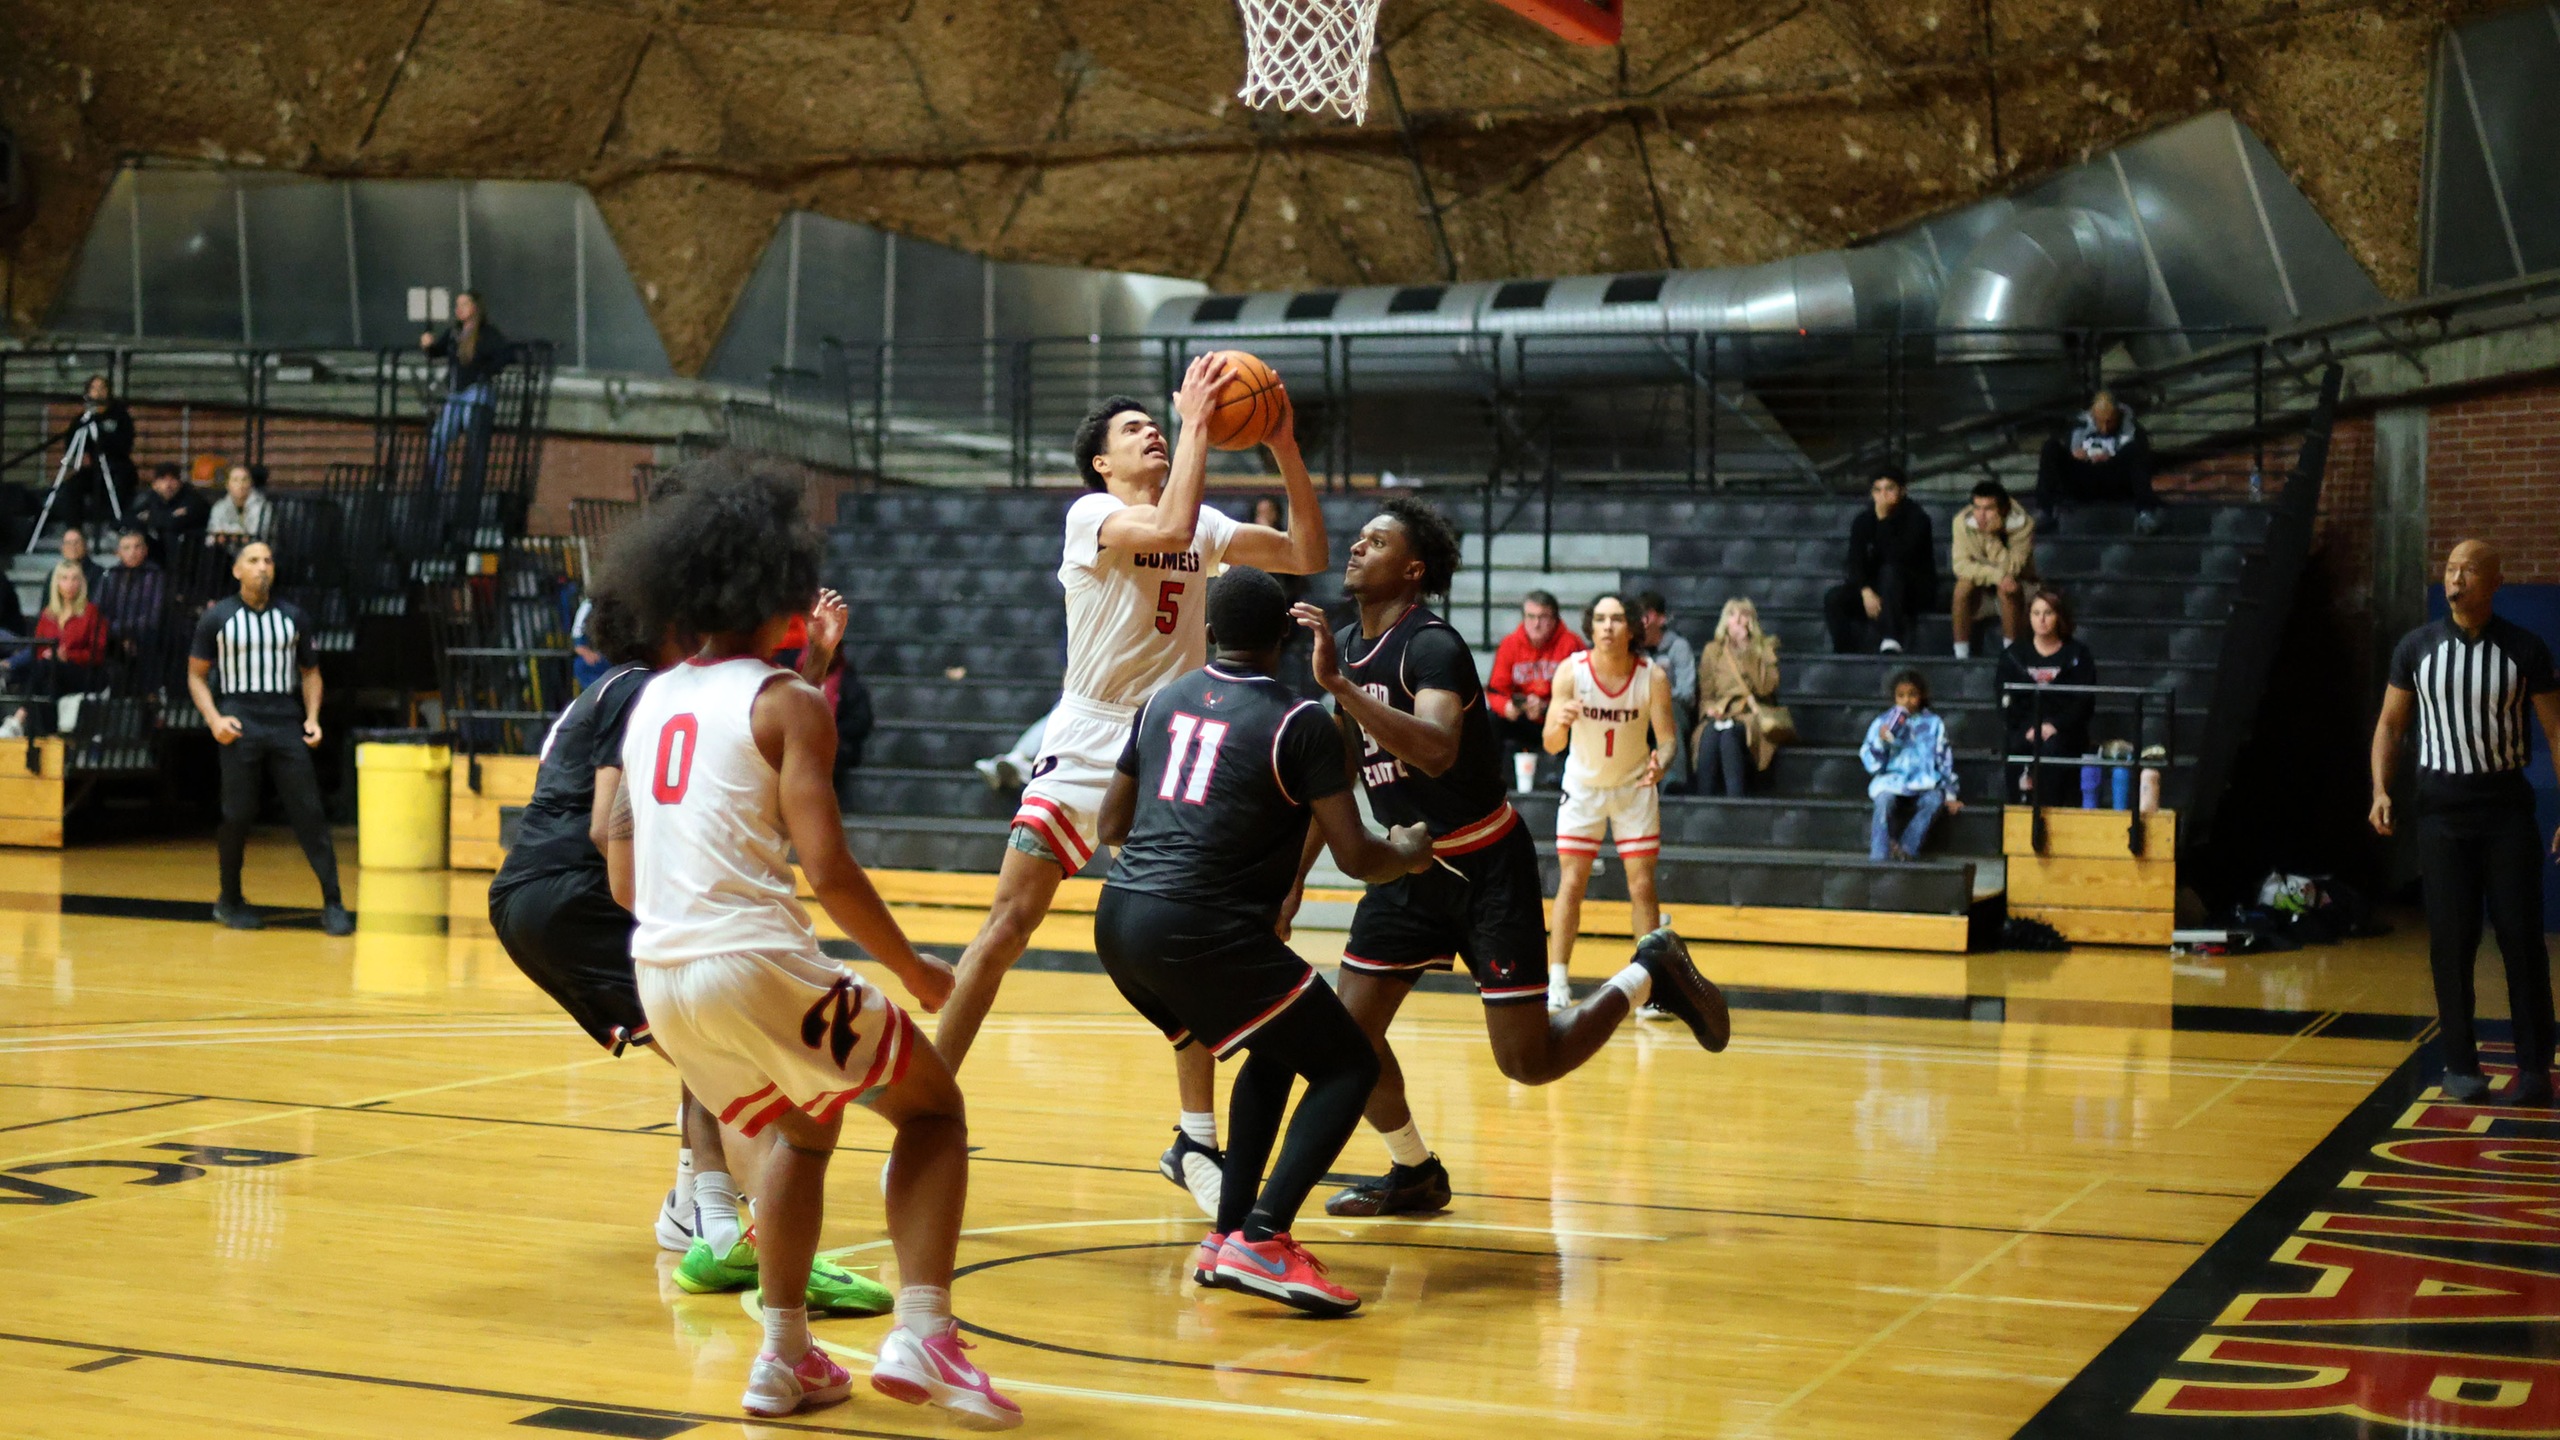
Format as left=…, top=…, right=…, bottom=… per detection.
left=1341, top=821, right=1549, bottom=1005
left=1093, top=887, right=1321, bottom=1058
left=487, top=869, right=651, bottom=1053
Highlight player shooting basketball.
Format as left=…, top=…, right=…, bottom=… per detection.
left=932, top=352, right=1331, bottom=1217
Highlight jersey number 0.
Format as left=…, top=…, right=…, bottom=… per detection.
left=1157, top=711, right=1229, bottom=804
left=652, top=714, right=699, bottom=803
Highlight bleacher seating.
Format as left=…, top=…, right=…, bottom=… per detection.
left=829, top=482, right=2272, bottom=954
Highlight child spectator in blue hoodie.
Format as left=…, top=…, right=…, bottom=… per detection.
left=1860, top=668, right=1964, bottom=861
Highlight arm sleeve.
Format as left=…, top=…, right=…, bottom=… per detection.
left=1669, top=637, right=1697, bottom=704
left=1407, top=626, right=1480, bottom=700
left=189, top=604, right=223, bottom=663
left=2387, top=629, right=2422, bottom=691
left=423, top=330, right=450, bottom=359
left=1859, top=714, right=1889, bottom=773
left=1194, top=503, right=1242, bottom=570
left=1062, top=493, right=1119, bottom=570
left=2059, top=646, right=2099, bottom=732
left=1280, top=704, right=1351, bottom=805
left=2520, top=633, right=2558, bottom=695
left=1934, top=719, right=1959, bottom=802
left=1841, top=514, right=1873, bottom=586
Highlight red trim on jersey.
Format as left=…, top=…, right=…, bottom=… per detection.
left=1269, top=699, right=1323, bottom=806
left=847, top=1002, right=902, bottom=1096
left=1582, top=652, right=1646, bottom=700
left=1344, top=602, right=1420, bottom=670
left=1433, top=803, right=1519, bottom=856
left=718, top=1083, right=778, bottom=1125
left=1614, top=833, right=1660, bottom=858
left=1211, top=968, right=1320, bottom=1058
left=1553, top=835, right=1603, bottom=855
left=1478, top=982, right=1550, bottom=1004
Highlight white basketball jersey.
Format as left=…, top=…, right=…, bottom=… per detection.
left=620, top=657, right=816, bottom=964
left=1057, top=491, right=1240, bottom=711
left=1563, top=653, right=1656, bottom=792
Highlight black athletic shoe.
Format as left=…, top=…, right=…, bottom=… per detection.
left=1634, top=925, right=1729, bottom=1053
left=1159, top=1129, right=1224, bottom=1220
left=212, top=900, right=263, bottom=931
left=1323, top=1156, right=1452, bottom=1218
left=320, top=904, right=356, bottom=937
left=2441, top=1069, right=2490, bottom=1103
left=2509, top=1073, right=2554, bottom=1109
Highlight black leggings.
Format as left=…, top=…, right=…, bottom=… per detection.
left=1697, top=722, right=1751, bottom=797
left=1217, top=983, right=1382, bottom=1240
left=218, top=715, right=341, bottom=907
left=2419, top=798, right=2553, bottom=1078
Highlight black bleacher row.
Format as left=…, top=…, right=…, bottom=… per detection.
left=830, top=487, right=2266, bottom=922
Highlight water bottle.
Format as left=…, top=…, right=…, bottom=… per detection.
left=2079, top=765, right=2102, bottom=809
left=2139, top=766, right=2161, bottom=815
left=2111, top=764, right=2133, bottom=811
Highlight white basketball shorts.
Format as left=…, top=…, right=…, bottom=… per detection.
left=1012, top=694, right=1134, bottom=874
left=636, top=948, right=922, bottom=1138
left=1554, top=779, right=1662, bottom=860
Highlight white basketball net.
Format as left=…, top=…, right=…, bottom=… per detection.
left=1235, top=0, right=1382, bottom=124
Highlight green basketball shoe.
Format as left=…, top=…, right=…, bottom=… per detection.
left=672, top=1235, right=891, bottom=1314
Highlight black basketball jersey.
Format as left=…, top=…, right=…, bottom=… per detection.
left=1109, top=662, right=1348, bottom=927
left=491, top=663, right=653, bottom=895
left=1336, top=604, right=1511, bottom=842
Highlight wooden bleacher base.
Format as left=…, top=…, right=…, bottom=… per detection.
left=799, top=867, right=1972, bottom=955
left=2003, top=806, right=2177, bottom=947
left=449, top=755, right=542, bottom=872
left=0, top=738, right=65, bottom=849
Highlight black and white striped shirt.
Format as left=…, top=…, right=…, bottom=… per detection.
left=190, top=596, right=317, bottom=719
left=2390, top=615, right=2556, bottom=802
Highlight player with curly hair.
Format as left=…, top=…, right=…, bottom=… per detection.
left=1283, top=496, right=1732, bottom=1217
left=602, top=458, right=1018, bottom=1427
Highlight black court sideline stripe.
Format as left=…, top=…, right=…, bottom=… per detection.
left=0, top=1329, right=933, bottom=1438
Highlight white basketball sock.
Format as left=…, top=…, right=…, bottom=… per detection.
left=762, top=1303, right=810, bottom=1363
left=696, top=1171, right=742, bottom=1254
left=1952, top=641, right=1972, bottom=659
left=1379, top=1120, right=1430, bottom=1168
left=897, top=1284, right=955, bottom=1339
left=1179, top=1110, right=1219, bottom=1149
left=672, top=1146, right=695, bottom=1214
left=1605, top=962, right=1653, bottom=1009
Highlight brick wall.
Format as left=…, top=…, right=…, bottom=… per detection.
left=521, top=435, right=657, bottom=536
left=2424, top=378, right=2560, bottom=582
left=2312, top=415, right=2375, bottom=622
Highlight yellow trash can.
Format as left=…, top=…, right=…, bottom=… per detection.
left=356, top=743, right=452, bottom=870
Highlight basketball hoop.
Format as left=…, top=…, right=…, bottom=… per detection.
left=1234, top=0, right=1382, bottom=124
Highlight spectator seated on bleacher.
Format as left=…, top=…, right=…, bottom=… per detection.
left=1859, top=668, right=1963, bottom=862
left=135, top=461, right=213, bottom=564
left=1693, top=597, right=1783, bottom=798
left=1823, top=468, right=1934, bottom=655
left=1637, top=592, right=1697, bottom=788
left=1, top=562, right=111, bottom=738
left=207, top=465, right=272, bottom=546
left=1949, top=478, right=2036, bottom=660
left=1996, top=588, right=2097, bottom=803
left=95, top=530, right=166, bottom=660
left=1488, top=589, right=1586, bottom=789
left=2036, top=390, right=2160, bottom=536
left=56, top=526, right=104, bottom=599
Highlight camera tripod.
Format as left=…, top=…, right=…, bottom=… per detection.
left=14, top=411, right=124, bottom=553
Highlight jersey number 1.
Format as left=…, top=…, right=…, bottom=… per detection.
left=653, top=714, right=699, bottom=803
left=1158, top=712, right=1229, bottom=804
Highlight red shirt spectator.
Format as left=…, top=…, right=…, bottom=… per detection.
left=1487, top=591, right=1586, bottom=723
left=37, top=607, right=110, bottom=667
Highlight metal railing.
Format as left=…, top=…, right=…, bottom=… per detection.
left=2003, top=681, right=2179, bottom=858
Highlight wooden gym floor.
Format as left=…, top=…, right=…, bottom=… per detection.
left=0, top=836, right=2485, bottom=1438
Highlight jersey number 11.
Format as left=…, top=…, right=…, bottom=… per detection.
left=1158, top=712, right=1229, bottom=805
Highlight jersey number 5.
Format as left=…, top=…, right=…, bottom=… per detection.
left=1158, top=712, right=1230, bottom=804
left=652, top=714, right=699, bottom=803
left=1153, top=581, right=1184, bottom=635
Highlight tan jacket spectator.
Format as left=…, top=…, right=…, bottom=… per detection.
left=1692, top=598, right=1784, bottom=795
left=1951, top=479, right=2035, bottom=657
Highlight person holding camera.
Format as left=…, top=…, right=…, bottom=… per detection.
left=62, top=375, right=137, bottom=532
left=2035, top=390, right=2159, bottom=536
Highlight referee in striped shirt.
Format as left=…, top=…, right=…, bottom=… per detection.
left=186, top=540, right=353, bottom=935
left=2371, top=540, right=2560, bottom=1105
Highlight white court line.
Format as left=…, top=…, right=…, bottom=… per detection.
left=1858, top=1284, right=2141, bottom=1313
left=0, top=1026, right=571, bottom=1055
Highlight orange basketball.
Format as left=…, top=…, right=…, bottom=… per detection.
left=1202, top=350, right=1286, bottom=451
